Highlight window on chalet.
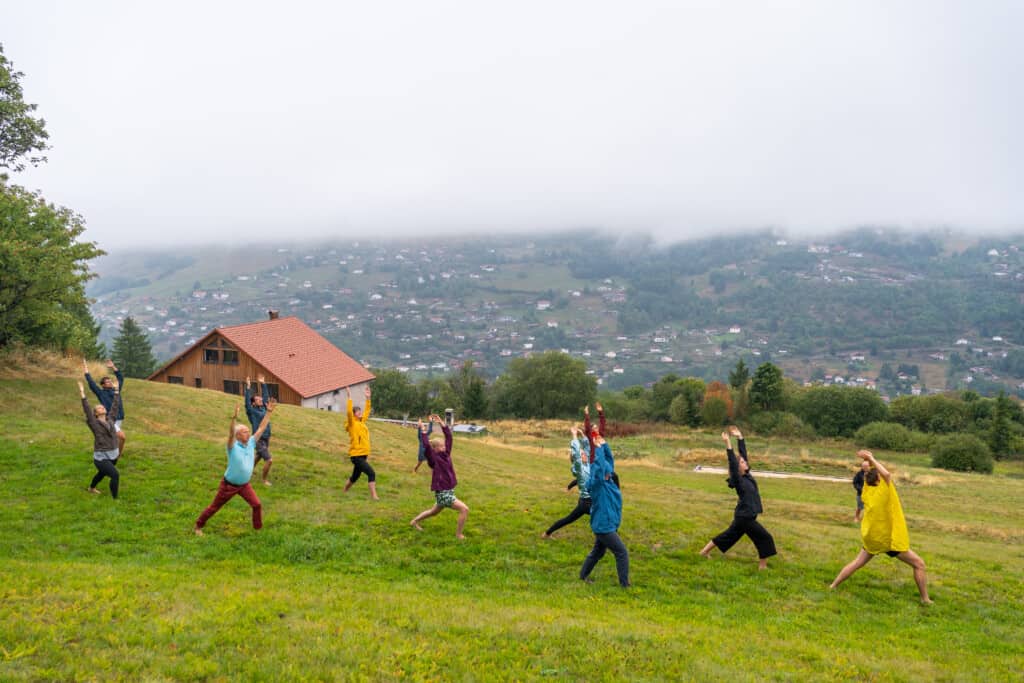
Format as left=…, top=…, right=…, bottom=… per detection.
left=194, top=378, right=202, bottom=388
left=204, top=348, right=219, bottom=363
left=222, top=350, right=239, bottom=365
left=223, top=380, right=241, bottom=395
left=168, top=376, right=184, bottom=385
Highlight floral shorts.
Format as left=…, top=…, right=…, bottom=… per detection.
left=434, top=489, right=456, bottom=508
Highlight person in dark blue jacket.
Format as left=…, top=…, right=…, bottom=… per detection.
left=413, top=419, right=433, bottom=473
left=83, top=358, right=125, bottom=457
left=244, top=375, right=274, bottom=486
left=579, top=431, right=630, bottom=587
left=700, top=426, right=776, bottom=569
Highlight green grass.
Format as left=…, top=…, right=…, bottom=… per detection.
left=1, top=377, right=1023, bottom=681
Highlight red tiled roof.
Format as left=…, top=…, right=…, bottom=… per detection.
left=211, top=316, right=374, bottom=398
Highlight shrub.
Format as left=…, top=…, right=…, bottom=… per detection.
left=930, top=434, right=994, bottom=474
left=855, top=422, right=919, bottom=451
left=791, top=385, right=889, bottom=437
left=747, top=411, right=815, bottom=439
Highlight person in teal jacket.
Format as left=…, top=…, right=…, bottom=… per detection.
left=542, top=426, right=591, bottom=538
left=579, top=431, right=630, bottom=587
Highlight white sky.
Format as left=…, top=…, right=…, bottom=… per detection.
left=4, top=1, right=1023, bottom=247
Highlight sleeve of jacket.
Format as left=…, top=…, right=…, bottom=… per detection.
left=261, top=382, right=271, bottom=405
left=85, top=373, right=102, bottom=399
left=443, top=424, right=452, bottom=454
left=115, top=368, right=125, bottom=392
left=362, top=399, right=372, bottom=422
left=81, top=397, right=97, bottom=428
left=419, top=428, right=434, bottom=466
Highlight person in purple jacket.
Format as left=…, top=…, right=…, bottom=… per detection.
left=410, top=414, right=469, bottom=539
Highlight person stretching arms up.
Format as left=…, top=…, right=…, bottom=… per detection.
left=194, top=400, right=274, bottom=535
left=244, top=375, right=274, bottom=486
left=830, top=450, right=932, bottom=604
left=579, top=429, right=630, bottom=587
left=410, top=414, right=469, bottom=539
left=342, top=385, right=378, bottom=500
left=700, top=426, right=777, bottom=570
left=83, top=358, right=126, bottom=457
left=77, top=381, right=121, bottom=499
left=542, top=426, right=591, bottom=539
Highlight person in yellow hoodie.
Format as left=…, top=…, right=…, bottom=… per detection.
left=830, top=450, right=932, bottom=603
left=342, top=385, right=378, bottom=500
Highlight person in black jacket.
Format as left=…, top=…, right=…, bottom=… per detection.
left=699, top=426, right=777, bottom=569
left=78, top=380, right=122, bottom=499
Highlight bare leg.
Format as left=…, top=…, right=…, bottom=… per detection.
left=368, top=481, right=379, bottom=500
left=452, top=499, right=469, bottom=539
left=410, top=504, right=443, bottom=530
left=343, top=480, right=354, bottom=492
left=699, top=540, right=716, bottom=557
left=117, top=431, right=125, bottom=457
left=262, top=460, right=272, bottom=485
left=413, top=461, right=422, bottom=473
left=758, top=558, right=768, bottom=570
left=897, top=550, right=932, bottom=604
left=830, top=549, right=873, bottom=589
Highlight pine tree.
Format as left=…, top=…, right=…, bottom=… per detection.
left=729, top=358, right=750, bottom=390
left=988, top=391, right=1012, bottom=460
left=111, top=316, right=157, bottom=378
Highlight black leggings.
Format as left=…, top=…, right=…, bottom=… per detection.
left=712, top=515, right=776, bottom=559
left=545, top=497, right=591, bottom=536
left=91, top=458, right=120, bottom=499
left=349, top=456, right=376, bottom=483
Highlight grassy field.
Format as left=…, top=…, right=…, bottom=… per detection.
left=1, top=361, right=1023, bottom=681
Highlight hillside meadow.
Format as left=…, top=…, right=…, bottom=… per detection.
left=1, top=358, right=1022, bottom=681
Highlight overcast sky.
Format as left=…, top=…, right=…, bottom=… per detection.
left=4, top=1, right=1023, bottom=248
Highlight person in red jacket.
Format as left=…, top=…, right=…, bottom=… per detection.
left=410, top=414, right=469, bottom=539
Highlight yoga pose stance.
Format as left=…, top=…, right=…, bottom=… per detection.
left=83, top=358, right=126, bottom=457
left=244, top=375, right=274, bottom=486
left=413, top=419, right=433, bottom=473
left=579, top=430, right=630, bottom=587
left=542, top=426, right=591, bottom=539
left=700, top=426, right=777, bottom=570
left=342, top=385, right=378, bottom=500
left=77, top=380, right=121, bottom=499
left=830, top=450, right=932, bottom=604
left=194, top=399, right=275, bottom=535
left=410, top=415, right=469, bottom=538
left=852, top=458, right=870, bottom=523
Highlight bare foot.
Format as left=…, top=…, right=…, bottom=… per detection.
left=372, top=494, right=380, bottom=501
left=410, top=520, right=423, bottom=531
left=456, top=533, right=466, bottom=540
left=87, top=487, right=101, bottom=495
left=193, top=527, right=204, bottom=536
left=263, top=480, right=272, bottom=486
left=343, top=481, right=353, bottom=493
left=758, top=561, right=768, bottom=571
left=921, top=598, right=934, bottom=605
left=541, top=532, right=551, bottom=539
left=699, top=550, right=711, bottom=558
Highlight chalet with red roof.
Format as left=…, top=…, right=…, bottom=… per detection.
left=148, top=312, right=375, bottom=410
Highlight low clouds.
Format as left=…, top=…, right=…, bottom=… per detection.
left=5, top=1, right=1023, bottom=246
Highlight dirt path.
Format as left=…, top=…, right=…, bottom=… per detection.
left=693, top=465, right=849, bottom=483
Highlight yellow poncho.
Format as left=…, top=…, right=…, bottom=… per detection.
left=860, top=478, right=910, bottom=554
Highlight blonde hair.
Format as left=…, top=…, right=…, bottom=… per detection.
left=234, top=424, right=249, bottom=437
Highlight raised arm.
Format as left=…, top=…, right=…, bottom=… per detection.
left=596, top=401, right=606, bottom=437
left=859, top=450, right=891, bottom=483
left=228, top=403, right=240, bottom=449
left=723, top=431, right=740, bottom=481
left=260, top=375, right=271, bottom=405
left=729, top=425, right=746, bottom=462
left=108, top=360, right=124, bottom=392
left=78, top=381, right=96, bottom=425
left=253, top=400, right=276, bottom=441
left=83, top=359, right=102, bottom=397
left=361, top=385, right=372, bottom=421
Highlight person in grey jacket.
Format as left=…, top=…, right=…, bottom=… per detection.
left=78, top=380, right=122, bottom=499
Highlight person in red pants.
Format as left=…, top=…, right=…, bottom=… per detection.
left=194, top=399, right=275, bottom=535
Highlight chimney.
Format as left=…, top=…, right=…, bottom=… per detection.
left=268, top=310, right=279, bottom=320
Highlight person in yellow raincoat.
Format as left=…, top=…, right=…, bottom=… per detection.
left=830, top=450, right=932, bottom=603
left=341, top=385, right=379, bottom=500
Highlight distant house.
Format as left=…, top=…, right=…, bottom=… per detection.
left=148, top=312, right=375, bottom=410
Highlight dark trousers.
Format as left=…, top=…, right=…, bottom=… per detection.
left=90, top=459, right=120, bottom=499
left=712, top=515, right=777, bottom=559
left=195, top=479, right=262, bottom=530
left=349, top=456, right=376, bottom=483
left=580, top=531, right=630, bottom=587
left=545, top=497, right=591, bottom=535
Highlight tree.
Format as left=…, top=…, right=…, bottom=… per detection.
left=701, top=380, right=733, bottom=426
left=450, top=361, right=488, bottom=419
left=0, top=183, right=104, bottom=351
left=370, top=368, right=426, bottom=418
left=749, top=362, right=785, bottom=411
left=0, top=44, right=49, bottom=173
left=988, top=391, right=1012, bottom=459
left=791, top=385, right=888, bottom=437
left=668, top=378, right=705, bottom=427
left=491, top=351, right=596, bottom=418
left=111, top=317, right=157, bottom=378
left=729, top=358, right=750, bottom=390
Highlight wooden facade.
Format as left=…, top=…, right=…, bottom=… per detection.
left=149, top=332, right=303, bottom=405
